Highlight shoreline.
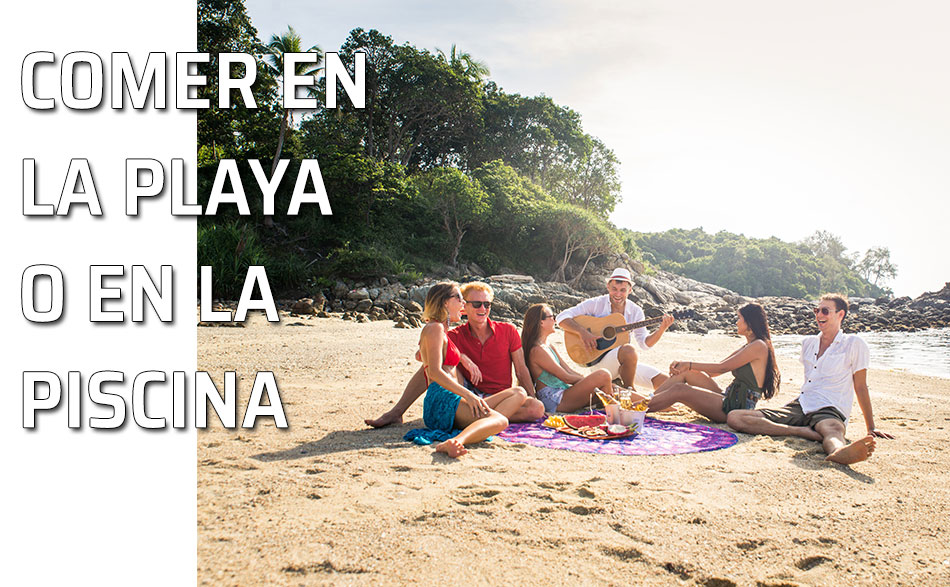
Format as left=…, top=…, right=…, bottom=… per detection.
left=198, top=316, right=950, bottom=585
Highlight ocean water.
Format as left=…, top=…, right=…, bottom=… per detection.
left=772, top=327, right=950, bottom=379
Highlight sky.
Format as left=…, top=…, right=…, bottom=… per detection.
left=247, top=0, right=950, bottom=297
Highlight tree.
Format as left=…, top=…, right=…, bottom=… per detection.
left=334, top=29, right=482, bottom=169
left=264, top=26, right=323, bottom=175
left=197, top=0, right=278, bottom=162
left=471, top=87, right=587, bottom=191
left=437, top=44, right=490, bottom=85
left=552, top=135, right=621, bottom=216
left=858, top=246, right=898, bottom=287
left=541, top=203, right=621, bottom=285
left=800, top=230, right=848, bottom=264
left=412, top=168, right=490, bottom=267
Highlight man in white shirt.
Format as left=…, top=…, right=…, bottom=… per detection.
left=556, top=267, right=674, bottom=390
left=727, top=293, right=893, bottom=465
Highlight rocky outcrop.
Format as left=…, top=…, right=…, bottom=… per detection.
left=270, top=272, right=949, bottom=335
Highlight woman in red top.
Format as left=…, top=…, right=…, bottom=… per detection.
left=405, top=282, right=527, bottom=457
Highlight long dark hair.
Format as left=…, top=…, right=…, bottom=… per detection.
left=520, top=303, right=549, bottom=374
left=739, top=303, right=781, bottom=399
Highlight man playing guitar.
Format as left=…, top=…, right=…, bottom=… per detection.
left=556, top=267, right=675, bottom=391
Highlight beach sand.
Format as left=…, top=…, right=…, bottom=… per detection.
left=198, top=314, right=950, bottom=586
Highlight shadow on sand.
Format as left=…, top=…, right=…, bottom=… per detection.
left=250, top=419, right=428, bottom=462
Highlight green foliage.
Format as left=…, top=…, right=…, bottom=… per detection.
left=197, top=0, right=279, bottom=161
left=630, top=227, right=892, bottom=298
left=411, top=168, right=490, bottom=266
left=857, top=246, right=897, bottom=291
left=196, top=13, right=627, bottom=291
left=197, top=222, right=266, bottom=298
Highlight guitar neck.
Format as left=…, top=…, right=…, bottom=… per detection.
left=615, top=316, right=663, bottom=334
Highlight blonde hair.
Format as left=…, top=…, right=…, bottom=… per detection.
left=423, top=282, right=460, bottom=323
left=460, top=281, right=494, bottom=301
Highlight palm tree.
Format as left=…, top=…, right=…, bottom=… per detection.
left=437, top=44, right=490, bottom=84
left=264, top=26, right=323, bottom=176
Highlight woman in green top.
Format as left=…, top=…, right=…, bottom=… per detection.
left=647, top=303, right=780, bottom=423
left=522, top=304, right=647, bottom=413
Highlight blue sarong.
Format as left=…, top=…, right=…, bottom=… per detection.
left=404, top=382, right=461, bottom=445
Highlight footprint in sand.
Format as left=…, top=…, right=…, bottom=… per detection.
left=600, top=545, right=643, bottom=562
left=567, top=505, right=604, bottom=516
left=662, top=562, right=693, bottom=580
left=698, top=578, right=737, bottom=587
left=536, top=481, right=572, bottom=491
left=796, top=555, right=832, bottom=571
left=452, top=488, right=501, bottom=506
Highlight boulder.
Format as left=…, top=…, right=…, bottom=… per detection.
left=290, top=298, right=318, bottom=315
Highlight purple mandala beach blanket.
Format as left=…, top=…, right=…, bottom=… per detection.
left=497, top=414, right=738, bottom=455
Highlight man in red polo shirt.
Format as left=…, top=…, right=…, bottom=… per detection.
left=365, top=282, right=545, bottom=427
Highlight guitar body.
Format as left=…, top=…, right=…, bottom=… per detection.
left=564, top=313, right=633, bottom=366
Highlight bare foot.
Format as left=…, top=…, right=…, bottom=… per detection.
left=435, top=438, right=467, bottom=458
left=364, top=411, right=403, bottom=428
left=825, top=435, right=876, bottom=465
left=795, top=426, right=823, bottom=442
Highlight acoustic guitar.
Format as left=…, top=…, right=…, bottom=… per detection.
left=563, top=310, right=694, bottom=366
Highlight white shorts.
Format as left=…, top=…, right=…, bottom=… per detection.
left=593, top=347, right=663, bottom=389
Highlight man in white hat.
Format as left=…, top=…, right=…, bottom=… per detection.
left=556, top=267, right=674, bottom=391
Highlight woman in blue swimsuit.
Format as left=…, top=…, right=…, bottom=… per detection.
left=647, top=303, right=780, bottom=423
left=522, top=303, right=647, bottom=413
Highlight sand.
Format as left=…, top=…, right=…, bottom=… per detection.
left=197, top=314, right=950, bottom=586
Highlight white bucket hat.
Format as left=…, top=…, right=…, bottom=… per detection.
left=606, top=267, right=632, bottom=284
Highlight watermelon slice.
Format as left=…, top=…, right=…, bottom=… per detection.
left=563, top=413, right=606, bottom=430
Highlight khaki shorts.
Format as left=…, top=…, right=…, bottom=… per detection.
left=757, top=400, right=845, bottom=429
left=594, top=347, right=662, bottom=389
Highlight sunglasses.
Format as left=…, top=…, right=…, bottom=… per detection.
left=466, top=300, right=492, bottom=309
left=542, top=313, right=554, bottom=320
left=813, top=307, right=837, bottom=316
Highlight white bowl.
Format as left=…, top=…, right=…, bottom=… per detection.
left=619, top=409, right=646, bottom=431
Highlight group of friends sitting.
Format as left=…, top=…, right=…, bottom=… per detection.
left=366, top=268, right=892, bottom=463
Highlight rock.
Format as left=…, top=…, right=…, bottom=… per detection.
left=636, top=275, right=681, bottom=305
left=332, top=281, right=348, bottom=299
left=888, top=296, right=911, bottom=308
left=489, top=274, right=535, bottom=284
left=468, top=261, right=485, bottom=276
left=490, top=280, right=544, bottom=314
left=398, top=299, right=423, bottom=313
left=722, top=294, right=742, bottom=306
left=290, top=298, right=317, bottom=315
left=347, top=287, right=370, bottom=301
left=409, top=284, right=434, bottom=306
left=355, top=299, right=373, bottom=313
